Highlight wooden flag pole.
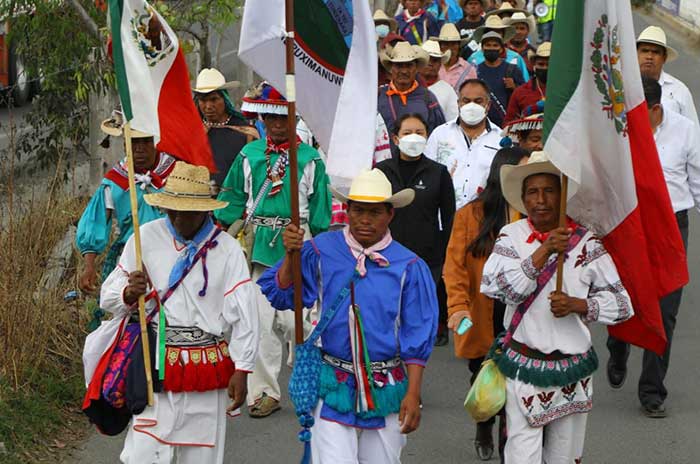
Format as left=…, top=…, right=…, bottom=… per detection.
left=124, top=122, right=155, bottom=406
left=284, top=0, right=304, bottom=345
left=555, top=175, right=569, bottom=292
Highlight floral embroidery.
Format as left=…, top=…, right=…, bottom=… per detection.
left=561, top=383, right=578, bottom=402
left=528, top=399, right=593, bottom=427
left=521, top=255, right=540, bottom=280
left=590, top=280, right=631, bottom=322
left=494, top=244, right=519, bottom=259
left=584, top=298, right=600, bottom=322
left=495, top=272, right=530, bottom=303
left=537, top=391, right=555, bottom=410
left=521, top=395, right=535, bottom=413
left=575, top=237, right=607, bottom=268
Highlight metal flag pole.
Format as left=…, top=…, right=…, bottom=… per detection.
left=555, top=175, right=569, bottom=292
left=284, top=0, right=304, bottom=345
left=124, top=122, right=155, bottom=406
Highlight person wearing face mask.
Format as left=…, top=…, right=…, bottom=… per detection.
left=376, top=113, right=456, bottom=347
left=424, top=79, right=502, bottom=211
left=467, top=16, right=530, bottom=82
left=504, top=42, right=549, bottom=124
left=475, top=31, right=525, bottom=128
left=374, top=9, right=398, bottom=40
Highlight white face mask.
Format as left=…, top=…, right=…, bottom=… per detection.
left=460, top=102, right=487, bottom=126
left=375, top=24, right=390, bottom=39
left=398, top=133, right=427, bottom=157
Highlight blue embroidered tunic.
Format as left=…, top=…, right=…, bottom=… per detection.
left=258, top=230, right=438, bottom=429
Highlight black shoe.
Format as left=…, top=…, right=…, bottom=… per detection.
left=434, top=324, right=449, bottom=346
left=642, top=403, right=667, bottom=418
left=475, top=421, right=495, bottom=461
left=606, top=357, right=627, bottom=389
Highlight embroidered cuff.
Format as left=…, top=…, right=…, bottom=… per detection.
left=403, top=358, right=427, bottom=367
left=521, top=255, right=540, bottom=280
left=583, top=299, right=600, bottom=323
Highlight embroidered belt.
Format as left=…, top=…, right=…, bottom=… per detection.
left=322, top=352, right=402, bottom=375
left=507, top=339, right=569, bottom=361
left=160, top=325, right=222, bottom=347
left=251, top=215, right=307, bottom=229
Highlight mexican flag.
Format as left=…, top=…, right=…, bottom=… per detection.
left=543, top=0, right=688, bottom=355
left=108, top=0, right=214, bottom=171
left=239, top=0, right=377, bottom=187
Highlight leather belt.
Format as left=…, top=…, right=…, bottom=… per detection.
left=321, top=352, right=402, bottom=375
left=251, top=215, right=307, bottom=229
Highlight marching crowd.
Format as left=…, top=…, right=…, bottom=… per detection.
left=78, top=0, right=699, bottom=463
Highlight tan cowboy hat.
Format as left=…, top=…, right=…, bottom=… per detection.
left=437, top=23, right=467, bottom=45
left=500, top=151, right=574, bottom=214
left=485, top=1, right=526, bottom=18
left=422, top=40, right=451, bottom=64
left=636, top=26, right=678, bottom=62
left=481, top=30, right=505, bottom=45
left=535, top=41, right=552, bottom=58
left=100, top=110, right=152, bottom=139
left=331, top=169, right=415, bottom=208
left=459, top=0, right=488, bottom=6
left=193, top=68, right=240, bottom=93
left=471, top=15, right=516, bottom=43
left=379, top=41, right=429, bottom=70
left=144, top=161, right=228, bottom=211
left=373, top=9, right=398, bottom=32
left=503, top=11, right=537, bottom=34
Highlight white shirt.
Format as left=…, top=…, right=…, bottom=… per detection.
left=481, top=220, right=633, bottom=355
left=659, top=71, right=699, bottom=127
left=654, top=108, right=700, bottom=213
left=424, top=118, right=502, bottom=210
left=429, top=80, right=460, bottom=122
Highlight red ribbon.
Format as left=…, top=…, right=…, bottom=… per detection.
left=526, top=217, right=578, bottom=244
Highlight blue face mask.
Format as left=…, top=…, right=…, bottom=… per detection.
left=376, top=24, right=390, bottom=38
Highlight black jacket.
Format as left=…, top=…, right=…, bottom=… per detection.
left=376, top=154, right=456, bottom=268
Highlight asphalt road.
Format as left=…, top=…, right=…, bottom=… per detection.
left=66, top=10, right=700, bottom=464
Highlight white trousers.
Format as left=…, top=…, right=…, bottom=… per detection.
left=310, top=401, right=407, bottom=464
left=504, top=379, right=587, bottom=464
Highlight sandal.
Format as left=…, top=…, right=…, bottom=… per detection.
left=249, top=393, right=281, bottom=418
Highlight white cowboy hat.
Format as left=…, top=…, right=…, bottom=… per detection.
left=193, top=68, right=240, bottom=93
left=373, top=9, right=398, bottom=32
left=422, top=40, right=451, bottom=64
left=471, top=15, right=516, bottom=43
left=503, top=11, right=537, bottom=35
left=535, top=41, right=552, bottom=58
left=331, top=169, right=415, bottom=208
left=636, top=26, right=678, bottom=62
left=144, top=161, right=228, bottom=211
left=485, top=1, right=527, bottom=18
left=379, top=41, right=429, bottom=70
left=500, top=151, right=574, bottom=214
left=437, top=23, right=467, bottom=45
left=100, top=110, right=152, bottom=138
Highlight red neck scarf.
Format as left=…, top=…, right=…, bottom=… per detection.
left=526, top=217, right=578, bottom=244
left=264, top=136, right=301, bottom=196
left=387, top=81, right=419, bottom=106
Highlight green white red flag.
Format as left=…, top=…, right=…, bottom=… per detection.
left=543, top=0, right=688, bottom=354
left=108, top=0, right=214, bottom=171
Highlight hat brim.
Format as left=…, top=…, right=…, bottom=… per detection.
left=330, top=186, right=415, bottom=209
left=500, top=160, right=564, bottom=214
left=379, top=45, right=429, bottom=71
left=144, top=193, right=229, bottom=212
left=471, top=25, right=515, bottom=44
left=100, top=119, right=152, bottom=138
left=425, top=50, right=452, bottom=64
left=485, top=7, right=527, bottom=18
left=192, top=81, right=241, bottom=93
left=637, top=39, right=679, bottom=62
left=240, top=100, right=288, bottom=116
left=504, top=15, right=537, bottom=33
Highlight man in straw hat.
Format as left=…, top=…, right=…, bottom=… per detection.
left=480, top=151, right=633, bottom=463
left=98, top=161, right=259, bottom=463
left=503, top=11, right=537, bottom=73
left=420, top=40, right=460, bottom=120
left=636, top=25, right=698, bottom=126
left=258, top=168, right=438, bottom=463
left=215, top=81, right=332, bottom=418
left=193, top=68, right=258, bottom=190
left=468, top=15, right=530, bottom=81
left=394, top=0, right=441, bottom=46
left=378, top=41, right=446, bottom=141
left=77, top=111, right=176, bottom=329
left=436, top=23, right=477, bottom=90
left=504, top=41, right=549, bottom=124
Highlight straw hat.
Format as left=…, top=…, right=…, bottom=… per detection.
left=373, top=9, right=398, bottom=32
left=422, top=40, right=451, bottom=64
left=192, top=68, right=240, bottom=93
left=379, top=42, right=429, bottom=70
left=535, top=41, right=552, bottom=58
left=100, top=110, right=152, bottom=139
left=485, top=1, right=526, bottom=18
left=504, top=11, right=537, bottom=34
left=144, top=161, right=228, bottom=211
left=241, top=82, right=288, bottom=116
left=501, top=151, right=573, bottom=214
left=481, top=30, right=505, bottom=45
left=471, top=15, right=515, bottom=43
left=331, top=169, right=415, bottom=208
left=636, top=26, right=678, bottom=62
left=437, top=23, right=467, bottom=45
